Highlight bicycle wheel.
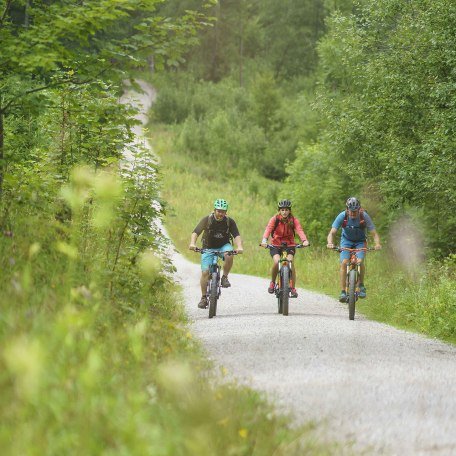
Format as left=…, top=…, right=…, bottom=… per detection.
left=348, top=268, right=357, bottom=320
left=276, top=281, right=282, bottom=314
left=281, top=265, right=290, bottom=316
left=208, top=271, right=219, bottom=318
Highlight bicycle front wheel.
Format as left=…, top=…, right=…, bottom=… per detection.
left=277, top=282, right=282, bottom=314
left=281, top=266, right=290, bottom=316
left=348, top=268, right=357, bottom=320
left=208, top=272, right=218, bottom=318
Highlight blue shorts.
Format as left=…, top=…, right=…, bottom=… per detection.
left=340, top=240, right=366, bottom=263
left=201, top=243, right=233, bottom=271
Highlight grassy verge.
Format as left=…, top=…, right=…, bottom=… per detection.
left=0, top=169, right=338, bottom=455
left=149, top=123, right=456, bottom=345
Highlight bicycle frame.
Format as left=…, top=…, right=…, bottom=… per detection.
left=264, top=243, right=305, bottom=316
left=332, top=246, right=375, bottom=320
left=277, top=248, right=292, bottom=315
left=194, top=248, right=236, bottom=318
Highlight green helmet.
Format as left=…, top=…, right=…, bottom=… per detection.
left=214, top=198, right=228, bottom=210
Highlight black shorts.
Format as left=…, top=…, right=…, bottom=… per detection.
left=269, top=246, right=296, bottom=257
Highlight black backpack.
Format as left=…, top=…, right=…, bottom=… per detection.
left=203, top=213, right=233, bottom=245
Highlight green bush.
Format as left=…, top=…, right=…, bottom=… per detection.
left=151, top=72, right=320, bottom=182
left=152, top=84, right=192, bottom=124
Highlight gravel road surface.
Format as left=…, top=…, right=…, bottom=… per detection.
left=172, top=251, right=456, bottom=455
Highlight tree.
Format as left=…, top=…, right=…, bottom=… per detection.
left=307, top=0, right=456, bottom=254
left=0, top=0, right=206, bottom=194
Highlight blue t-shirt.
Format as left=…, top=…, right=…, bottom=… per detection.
left=332, top=211, right=375, bottom=242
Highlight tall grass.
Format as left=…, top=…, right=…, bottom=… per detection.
left=150, top=124, right=456, bottom=345
left=0, top=158, right=338, bottom=454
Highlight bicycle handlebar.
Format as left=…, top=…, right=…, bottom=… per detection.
left=329, top=246, right=377, bottom=252
left=260, top=243, right=309, bottom=249
left=193, top=247, right=239, bottom=255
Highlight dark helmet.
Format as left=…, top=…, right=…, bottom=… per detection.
left=346, top=197, right=361, bottom=211
left=278, top=199, right=292, bottom=209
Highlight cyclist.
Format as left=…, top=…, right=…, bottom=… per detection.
left=260, top=199, right=309, bottom=298
left=189, top=198, right=244, bottom=309
left=326, top=197, right=382, bottom=302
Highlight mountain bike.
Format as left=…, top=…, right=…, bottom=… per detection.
left=194, top=248, right=238, bottom=318
left=330, top=246, right=376, bottom=320
left=262, top=243, right=307, bottom=316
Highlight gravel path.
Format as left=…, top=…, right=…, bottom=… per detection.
left=125, top=80, right=456, bottom=456
left=172, top=251, right=456, bottom=455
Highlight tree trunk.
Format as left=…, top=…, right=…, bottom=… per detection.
left=24, top=0, right=30, bottom=27
left=210, top=1, right=220, bottom=81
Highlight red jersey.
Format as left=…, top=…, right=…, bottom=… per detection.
left=262, top=214, right=308, bottom=247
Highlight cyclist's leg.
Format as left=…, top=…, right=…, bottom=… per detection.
left=287, top=253, right=299, bottom=297
left=269, top=247, right=281, bottom=282
left=339, top=241, right=352, bottom=291
left=219, top=243, right=234, bottom=277
left=200, top=250, right=215, bottom=295
left=353, top=241, right=367, bottom=297
left=200, top=270, right=209, bottom=296
left=355, top=241, right=367, bottom=285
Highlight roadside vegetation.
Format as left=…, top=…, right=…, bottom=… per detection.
left=0, top=1, right=335, bottom=454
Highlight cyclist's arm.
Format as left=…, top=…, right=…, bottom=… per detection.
left=364, top=213, right=381, bottom=249
left=370, top=229, right=382, bottom=250
left=327, top=212, right=344, bottom=248
left=189, top=216, right=207, bottom=250
left=189, top=232, right=198, bottom=250
left=261, top=216, right=277, bottom=245
left=293, top=218, right=308, bottom=244
left=233, top=235, right=243, bottom=253
left=327, top=227, right=337, bottom=248
left=227, top=219, right=243, bottom=253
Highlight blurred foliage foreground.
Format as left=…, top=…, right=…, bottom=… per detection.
left=0, top=156, right=334, bottom=455
left=0, top=0, right=335, bottom=451
left=0, top=95, right=332, bottom=456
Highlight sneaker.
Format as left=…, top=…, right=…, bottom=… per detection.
left=339, top=290, right=347, bottom=302
left=359, top=285, right=367, bottom=299
left=221, top=275, right=231, bottom=288
left=290, top=288, right=298, bottom=298
left=268, top=281, right=275, bottom=294
left=198, top=296, right=208, bottom=309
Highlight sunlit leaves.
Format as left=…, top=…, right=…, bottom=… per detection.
left=313, top=0, right=456, bottom=254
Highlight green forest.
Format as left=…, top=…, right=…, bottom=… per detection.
left=1, top=0, right=455, bottom=453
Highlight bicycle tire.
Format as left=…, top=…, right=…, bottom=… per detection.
left=281, top=265, right=290, bottom=316
left=208, top=271, right=218, bottom=318
left=277, top=282, right=282, bottom=314
left=348, top=268, right=357, bottom=320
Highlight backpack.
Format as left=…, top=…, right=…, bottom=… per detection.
left=203, top=213, right=234, bottom=244
left=342, top=208, right=365, bottom=228
left=271, top=215, right=295, bottom=239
